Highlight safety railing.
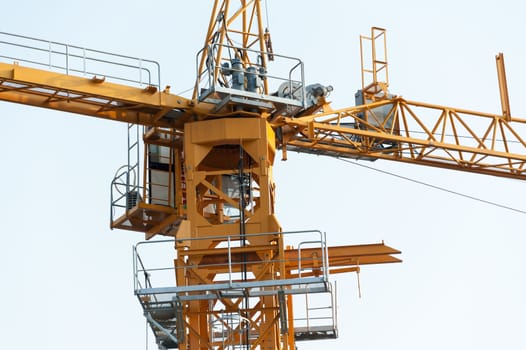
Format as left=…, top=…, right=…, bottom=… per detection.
left=0, top=31, right=161, bottom=90
left=133, top=239, right=176, bottom=298
left=195, top=43, right=306, bottom=107
left=132, top=230, right=330, bottom=300
left=293, top=283, right=338, bottom=341
left=110, top=165, right=145, bottom=223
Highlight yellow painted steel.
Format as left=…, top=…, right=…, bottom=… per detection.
left=285, top=243, right=402, bottom=271
left=0, top=62, right=192, bottom=127
left=276, top=97, right=526, bottom=180
left=2, top=2, right=524, bottom=349
left=181, top=117, right=284, bottom=349
left=360, top=27, right=389, bottom=100
left=496, top=53, right=511, bottom=121
left=193, top=0, right=270, bottom=100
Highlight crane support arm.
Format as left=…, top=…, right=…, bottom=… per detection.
left=284, top=242, right=401, bottom=277
left=275, top=96, right=526, bottom=180
left=0, top=62, right=193, bottom=128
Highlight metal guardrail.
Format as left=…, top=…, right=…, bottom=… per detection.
left=293, top=282, right=338, bottom=340
left=110, top=165, right=144, bottom=224
left=196, top=43, right=306, bottom=106
left=0, top=31, right=161, bottom=90
left=132, top=230, right=330, bottom=298
left=134, top=232, right=338, bottom=344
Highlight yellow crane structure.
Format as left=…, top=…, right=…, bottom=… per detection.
left=0, top=1, right=525, bottom=349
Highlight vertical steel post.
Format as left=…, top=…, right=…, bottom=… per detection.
left=496, top=52, right=511, bottom=121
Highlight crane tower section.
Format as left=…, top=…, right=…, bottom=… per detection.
left=157, top=2, right=363, bottom=349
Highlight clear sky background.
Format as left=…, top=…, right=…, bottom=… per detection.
left=1, top=1, right=526, bottom=349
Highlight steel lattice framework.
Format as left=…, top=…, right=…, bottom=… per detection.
left=277, top=97, right=526, bottom=180
left=0, top=1, right=523, bottom=349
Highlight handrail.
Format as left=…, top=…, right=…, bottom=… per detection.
left=294, top=282, right=338, bottom=336
left=0, top=31, right=161, bottom=89
left=132, top=230, right=329, bottom=295
left=195, top=42, right=305, bottom=104
left=288, top=60, right=306, bottom=107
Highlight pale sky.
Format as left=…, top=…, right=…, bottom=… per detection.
left=1, top=1, right=526, bottom=350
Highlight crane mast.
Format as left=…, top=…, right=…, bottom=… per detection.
left=154, top=2, right=388, bottom=349
left=1, top=1, right=525, bottom=350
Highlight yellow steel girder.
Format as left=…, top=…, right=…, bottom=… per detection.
left=0, top=62, right=192, bottom=128
left=276, top=97, right=526, bottom=180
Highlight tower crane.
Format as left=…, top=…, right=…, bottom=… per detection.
left=0, top=1, right=525, bottom=350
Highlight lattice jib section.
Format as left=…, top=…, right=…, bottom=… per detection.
left=278, top=97, right=526, bottom=179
